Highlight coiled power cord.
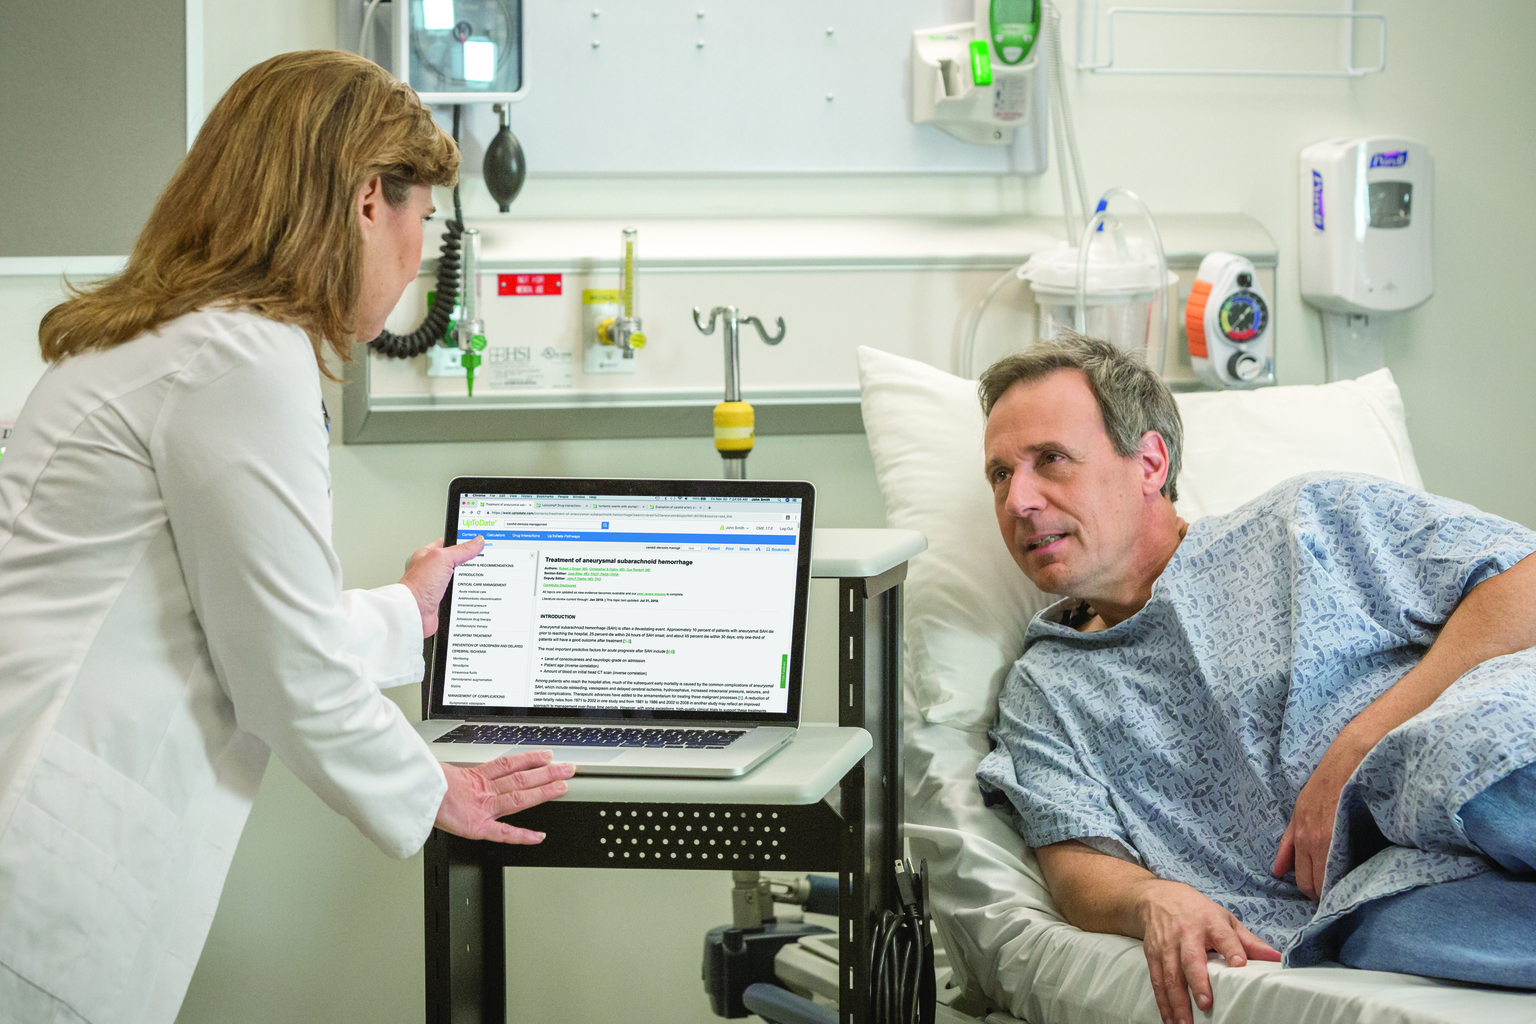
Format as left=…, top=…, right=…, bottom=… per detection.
left=368, top=106, right=465, bottom=359
left=870, top=859, right=935, bottom=1024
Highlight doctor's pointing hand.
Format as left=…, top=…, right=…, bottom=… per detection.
left=0, top=51, right=570, bottom=1024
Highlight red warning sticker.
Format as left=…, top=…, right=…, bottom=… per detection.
left=498, top=273, right=563, bottom=296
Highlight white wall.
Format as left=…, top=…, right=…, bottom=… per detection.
left=0, top=3, right=1532, bottom=1023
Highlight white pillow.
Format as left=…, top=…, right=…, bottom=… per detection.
left=857, top=346, right=1423, bottom=733
left=1174, top=371, right=1422, bottom=521
left=856, top=347, right=1056, bottom=732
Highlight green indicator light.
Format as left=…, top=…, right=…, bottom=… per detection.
left=969, top=39, right=993, bottom=85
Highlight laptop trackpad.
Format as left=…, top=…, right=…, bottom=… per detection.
left=543, top=746, right=623, bottom=763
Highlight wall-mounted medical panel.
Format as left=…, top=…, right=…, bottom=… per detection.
left=504, top=0, right=1047, bottom=175
left=342, top=215, right=1275, bottom=444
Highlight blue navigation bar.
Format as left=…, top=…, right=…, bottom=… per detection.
left=457, top=529, right=796, bottom=546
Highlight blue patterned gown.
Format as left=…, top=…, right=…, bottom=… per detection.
left=976, top=472, right=1536, bottom=961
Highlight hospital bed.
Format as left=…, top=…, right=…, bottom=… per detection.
left=850, top=346, right=1536, bottom=1024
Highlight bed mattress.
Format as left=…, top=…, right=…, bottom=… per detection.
left=996, top=917, right=1536, bottom=1024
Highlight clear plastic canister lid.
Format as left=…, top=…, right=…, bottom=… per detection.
left=1021, top=236, right=1177, bottom=300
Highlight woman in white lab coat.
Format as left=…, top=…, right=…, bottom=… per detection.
left=0, top=50, right=572, bottom=1024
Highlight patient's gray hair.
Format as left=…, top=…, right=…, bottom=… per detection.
left=978, top=331, right=1183, bottom=502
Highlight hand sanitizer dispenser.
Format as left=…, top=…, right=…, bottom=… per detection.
left=1299, top=136, right=1433, bottom=380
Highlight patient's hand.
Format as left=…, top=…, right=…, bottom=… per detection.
left=1036, top=840, right=1281, bottom=1024
left=1133, top=878, right=1281, bottom=1024
left=1274, top=729, right=1372, bottom=900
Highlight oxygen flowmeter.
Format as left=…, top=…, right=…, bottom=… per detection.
left=911, top=0, right=1044, bottom=146
left=599, top=228, right=645, bottom=355
left=583, top=227, right=646, bottom=374
left=452, top=227, right=487, bottom=396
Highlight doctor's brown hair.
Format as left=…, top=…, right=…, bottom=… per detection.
left=38, top=50, right=459, bottom=373
left=979, top=331, right=1184, bottom=502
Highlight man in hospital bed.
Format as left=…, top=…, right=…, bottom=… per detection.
left=971, top=334, right=1536, bottom=1024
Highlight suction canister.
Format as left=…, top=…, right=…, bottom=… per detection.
left=1021, top=235, right=1175, bottom=361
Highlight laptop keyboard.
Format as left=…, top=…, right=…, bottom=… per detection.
left=436, top=724, right=747, bottom=749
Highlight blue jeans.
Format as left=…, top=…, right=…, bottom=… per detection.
left=1334, top=761, right=1536, bottom=988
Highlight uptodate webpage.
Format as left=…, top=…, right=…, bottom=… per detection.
left=443, top=493, right=803, bottom=714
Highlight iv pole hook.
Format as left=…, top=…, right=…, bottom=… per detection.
left=692, top=304, right=787, bottom=479
left=692, top=306, right=723, bottom=335
left=740, top=315, right=786, bottom=345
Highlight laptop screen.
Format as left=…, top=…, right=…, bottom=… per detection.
left=428, top=477, right=814, bottom=725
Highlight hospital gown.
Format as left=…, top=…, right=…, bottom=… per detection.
left=976, top=472, right=1536, bottom=961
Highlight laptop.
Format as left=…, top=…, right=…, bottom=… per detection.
left=415, top=476, right=816, bottom=777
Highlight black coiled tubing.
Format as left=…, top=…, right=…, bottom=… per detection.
left=368, top=105, right=465, bottom=360
left=367, top=219, right=462, bottom=358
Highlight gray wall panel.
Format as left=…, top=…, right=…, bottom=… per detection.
left=0, top=0, right=184, bottom=257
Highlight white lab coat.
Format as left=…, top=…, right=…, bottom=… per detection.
left=0, top=309, right=447, bottom=1024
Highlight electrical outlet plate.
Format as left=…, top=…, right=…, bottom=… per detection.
left=427, top=345, right=467, bottom=377
left=422, top=290, right=466, bottom=377
left=581, top=289, right=634, bottom=374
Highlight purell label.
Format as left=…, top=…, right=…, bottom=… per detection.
left=1312, top=170, right=1325, bottom=230
left=1369, top=150, right=1408, bottom=169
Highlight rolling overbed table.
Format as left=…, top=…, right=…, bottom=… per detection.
left=422, top=527, right=928, bottom=1024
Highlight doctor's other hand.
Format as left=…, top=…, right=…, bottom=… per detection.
left=401, top=535, right=485, bottom=637
left=1134, top=878, right=1281, bottom=1024
left=435, top=750, right=576, bottom=844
